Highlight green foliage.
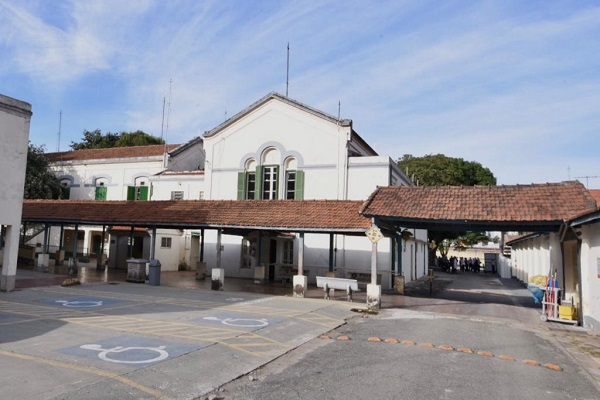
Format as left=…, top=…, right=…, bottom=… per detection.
left=24, top=144, right=67, bottom=199
left=397, top=154, right=497, bottom=257
left=70, top=130, right=164, bottom=150
left=398, top=154, right=496, bottom=186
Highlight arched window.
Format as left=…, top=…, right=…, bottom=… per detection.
left=237, top=159, right=257, bottom=200
left=94, top=177, right=108, bottom=200
left=127, top=176, right=150, bottom=201
left=60, top=178, right=72, bottom=199
left=284, top=157, right=304, bottom=200
left=261, top=148, right=280, bottom=200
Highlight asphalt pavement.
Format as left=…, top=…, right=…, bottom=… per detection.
left=1, top=266, right=599, bottom=399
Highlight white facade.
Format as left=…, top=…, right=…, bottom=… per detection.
left=200, top=93, right=423, bottom=289
left=574, top=216, right=600, bottom=333
left=40, top=93, right=427, bottom=288
left=508, top=223, right=600, bottom=332
left=0, top=94, right=32, bottom=291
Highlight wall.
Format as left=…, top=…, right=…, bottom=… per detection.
left=0, top=94, right=32, bottom=291
left=580, top=223, right=600, bottom=333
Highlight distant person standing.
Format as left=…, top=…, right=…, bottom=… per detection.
left=491, top=260, right=496, bottom=274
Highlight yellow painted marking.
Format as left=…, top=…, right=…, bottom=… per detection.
left=543, top=363, right=562, bottom=371
left=498, top=355, right=516, bottom=361
left=0, top=349, right=166, bottom=399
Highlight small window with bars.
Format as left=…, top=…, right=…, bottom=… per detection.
left=171, top=191, right=184, bottom=200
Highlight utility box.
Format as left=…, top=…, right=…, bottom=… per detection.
left=148, top=259, right=161, bottom=286
left=127, top=259, right=147, bottom=283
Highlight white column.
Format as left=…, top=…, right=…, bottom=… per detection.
left=367, top=241, right=381, bottom=309
left=293, top=233, right=307, bottom=298
left=1, top=225, right=19, bottom=292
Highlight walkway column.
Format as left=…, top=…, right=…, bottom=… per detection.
left=327, top=233, right=335, bottom=276
left=0, top=225, right=20, bottom=291
left=211, top=229, right=224, bottom=290
left=293, top=232, right=307, bottom=297
left=365, top=223, right=383, bottom=310
left=68, top=225, right=79, bottom=276
left=96, top=225, right=106, bottom=270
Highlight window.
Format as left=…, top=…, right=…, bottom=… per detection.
left=95, top=186, right=107, bottom=200
left=127, top=185, right=149, bottom=201
left=171, top=191, right=184, bottom=200
left=246, top=172, right=256, bottom=199
left=199, top=191, right=205, bottom=200
left=283, top=240, right=294, bottom=265
left=60, top=180, right=71, bottom=200
left=160, top=237, right=172, bottom=248
left=262, top=165, right=278, bottom=200
left=284, top=158, right=304, bottom=200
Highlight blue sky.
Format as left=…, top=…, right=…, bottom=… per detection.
left=1, top=1, right=599, bottom=188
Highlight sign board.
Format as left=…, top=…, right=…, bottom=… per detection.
left=365, top=226, right=384, bottom=243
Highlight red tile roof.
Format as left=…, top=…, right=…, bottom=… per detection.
left=22, top=200, right=371, bottom=233
left=589, top=189, right=600, bottom=205
left=46, top=144, right=180, bottom=163
left=360, top=181, right=597, bottom=228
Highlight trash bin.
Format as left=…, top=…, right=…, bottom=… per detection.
left=127, top=259, right=147, bottom=283
left=148, top=259, right=161, bottom=286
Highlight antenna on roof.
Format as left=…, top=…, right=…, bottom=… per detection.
left=160, top=97, right=166, bottom=139
left=575, top=175, right=599, bottom=188
left=57, top=110, right=62, bottom=152
left=338, top=100, right=341, bottom=120
left=286, top=42, right=290, bottom=97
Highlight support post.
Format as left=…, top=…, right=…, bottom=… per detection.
left=200, top=228, right=205, bottom=262
left=68, top=224, right=78, bottom=276
left=328, top=233, right=334, bottom=272
left=293, top=232, right=307, bottom=297
left=367, top=241, right=381, bottom=310
left=212, top=229, right=224, bottom=290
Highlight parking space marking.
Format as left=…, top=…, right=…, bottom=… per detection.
left=32, top=287, right=346, bottom=327
left=0, top=348, right=167, bottom=399
left=63, top=314, right=285, bottom=357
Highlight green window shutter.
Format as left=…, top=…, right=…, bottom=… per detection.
left=139, top=186, right=149, bottom=201
left=237, top=172, right=247, bottom=200
left=255, top=165, right=264, bottom=200
left=95, top=186, right=107, bottom=201
left=294, top=170, right=304, bottom=200
left=127, top=186, right=135, bottom=201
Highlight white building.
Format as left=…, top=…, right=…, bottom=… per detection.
left=0, top=94, right=32, bottom=291
left=508, top=189, right=600, bottom=333
left=39, top=93, right=427, bottom=289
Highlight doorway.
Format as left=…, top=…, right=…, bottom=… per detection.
left=268, top=239, right=277, bottom=281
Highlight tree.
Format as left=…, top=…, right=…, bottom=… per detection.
left=70, top=130, right=164, bottom=150
left=398, top=154, right=496, bottom=186
left=397, top=154, right=498, bottom=260
left=24, top=144, right=66, bottom=199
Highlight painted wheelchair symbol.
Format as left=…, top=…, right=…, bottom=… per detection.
left=56, top=300, right=104, bottom=308
left=80, top=344, right=169, bottom=364
left=203, top=316, right=269, bottom=328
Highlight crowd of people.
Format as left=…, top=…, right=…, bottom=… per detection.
left=437, top=255, right=483, bottom=273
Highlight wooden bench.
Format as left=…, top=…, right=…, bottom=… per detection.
left=316, top=276, right=359, bottom=302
